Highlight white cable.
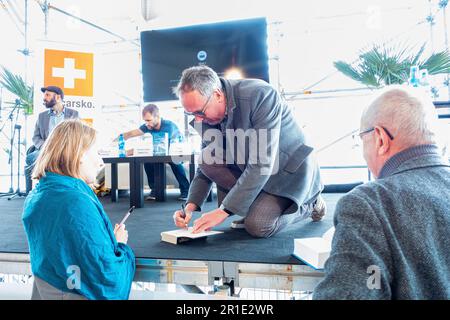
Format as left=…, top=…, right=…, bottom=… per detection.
left=0, top=0, right=25, bottom=36
left=5, top=0, right=24, bottom=24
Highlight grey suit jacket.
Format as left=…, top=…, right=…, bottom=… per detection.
left=187, top=78, right=323, bottom=217
left=32, top=107, right=79, bottom=149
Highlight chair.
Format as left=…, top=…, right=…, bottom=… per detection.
left=25, top=145, right=37, bottom=193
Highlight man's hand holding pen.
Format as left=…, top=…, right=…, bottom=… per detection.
left=173, top=203, right=196, bottom=228
left=173, top=203, right=230, bottom=233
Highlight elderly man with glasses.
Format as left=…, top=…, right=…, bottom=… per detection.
left=172, top=65, right=324, bottom=238
left=314, top=86, right=450, bottom=300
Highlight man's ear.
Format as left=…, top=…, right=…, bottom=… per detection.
left=374, top=126, right=390, bottom=156
left=214, top=89, right=223, bottom=103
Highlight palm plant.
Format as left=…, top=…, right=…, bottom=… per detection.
left=334, top=44, right=450, bottom=88
left=0, top=66, right=34, bottom=115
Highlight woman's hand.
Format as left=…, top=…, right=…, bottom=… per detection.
left=114, top=224, right=129, bottom=244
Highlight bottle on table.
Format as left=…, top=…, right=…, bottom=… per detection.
left=419, top=68, right=431, bottom=95
left=408, top=65, right=420, bottom=87
left=118, top=133, right=126, bottom=157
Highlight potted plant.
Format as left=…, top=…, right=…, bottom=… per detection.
left=0, top=66, right=34, bottom=115
left=334, top=44, right=450, bottom=92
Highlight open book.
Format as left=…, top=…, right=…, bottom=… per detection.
left=293, top=227, right=335, bottom=270
left=161, top=227, right=223, bottom=245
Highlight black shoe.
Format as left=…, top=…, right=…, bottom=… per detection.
left=230, top=218, right=246, bottom=229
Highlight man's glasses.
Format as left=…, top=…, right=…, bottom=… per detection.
left=184, top=94, right=212, bottom=117
left=352, top=126, right=394, bottom=145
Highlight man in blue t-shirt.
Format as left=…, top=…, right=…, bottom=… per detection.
left=118, top=104, right=190, bottom=201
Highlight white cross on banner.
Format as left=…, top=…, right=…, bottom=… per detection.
left=52, top=58, right=87, bottom=89
left=33, top=45, right=99, bottom=129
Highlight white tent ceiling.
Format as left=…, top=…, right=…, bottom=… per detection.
left=1, top=0, right=448, bottom=94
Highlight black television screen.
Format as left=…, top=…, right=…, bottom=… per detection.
left=141, top=17, right=269, bottom=102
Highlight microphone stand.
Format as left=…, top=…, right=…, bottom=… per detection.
left=0, top=99, right=27, bottom=199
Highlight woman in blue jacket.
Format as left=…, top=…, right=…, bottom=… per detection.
left=22, top=119, right=135, bottom=300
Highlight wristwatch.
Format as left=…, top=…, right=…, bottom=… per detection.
left=219, top=204, right=234, bottom=216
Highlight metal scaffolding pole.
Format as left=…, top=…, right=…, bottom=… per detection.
left=0, top=0, right=25, bottom=36
left=428, top=0, right=435, bottom=53
left=440, top=0, right=450, bottom=97
left=23, top=0, right=29, bottom=152
left=43, top=0, right=48, bottom=37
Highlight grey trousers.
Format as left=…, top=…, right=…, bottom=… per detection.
left=199, top=163, right=315, bottom=238
left=31, top=276, right=87, bottom=300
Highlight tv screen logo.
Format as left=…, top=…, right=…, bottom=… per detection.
left=197, top=50, right=207, bottom=62
left=44, top=49, right=94, bottom=97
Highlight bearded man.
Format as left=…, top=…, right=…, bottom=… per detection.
left=25, top=86, right=79, bottom=193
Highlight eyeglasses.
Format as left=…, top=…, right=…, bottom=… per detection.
left=184, top=94, right=212, bottom=117
left=352, top=126, right=394, bottom=144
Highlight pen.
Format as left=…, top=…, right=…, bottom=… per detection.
left=119, top=206, right=135, bottom=226
left=181, top=203, right=188, bottom=228
left=181, top=203, right=186, bottom=218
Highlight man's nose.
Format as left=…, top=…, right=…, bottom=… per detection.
left=194, top=115, right=204, bottom=122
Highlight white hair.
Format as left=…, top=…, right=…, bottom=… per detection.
left=362, top=85, right=442, bottom=148
left=173, top=65, right=222, bottom=98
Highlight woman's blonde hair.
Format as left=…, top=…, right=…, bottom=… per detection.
left=33, top=119, right=97, bottom=180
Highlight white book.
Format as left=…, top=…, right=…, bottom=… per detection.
left=293, top=227, right=335, bottom=270
left=133, top=147, right=153, bottom=156
left=161, top=227, right=223, bottom=245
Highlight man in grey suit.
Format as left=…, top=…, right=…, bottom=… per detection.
left=172, top=66, right=324, bottom=238
left=313, top=86, right=450, bottom=299
left=25, top=86, right=79, bottom=193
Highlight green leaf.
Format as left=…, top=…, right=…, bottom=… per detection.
left=334, top=43, right=450, bottom=88
left=410, top=43, right=426, bottom=65
left=0, top=66, right=34, bottom=115
left=334, top=61, right=364, bottom=83
left=421, top=51, right=450, bottom=74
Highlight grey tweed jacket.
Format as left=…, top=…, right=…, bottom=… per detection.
left=313, top=144, right=450, bottom=300
left=187, top=78, right=323, bottom=217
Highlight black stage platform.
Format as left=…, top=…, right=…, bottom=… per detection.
left=0, top=192, right=341, bottom=265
